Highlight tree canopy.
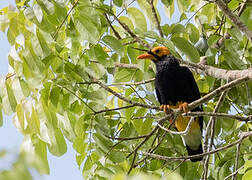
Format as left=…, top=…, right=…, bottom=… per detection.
left=0, top=0, right=252, bottom=179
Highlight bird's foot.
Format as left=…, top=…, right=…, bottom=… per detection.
left=178, top=102, right=188, bottom=113
left=160, top=104, right=170, bottom=114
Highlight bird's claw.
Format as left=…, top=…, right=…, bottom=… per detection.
left=179, top=102, right=188, bottom=113
left=160, top=104, right=170, bottom=114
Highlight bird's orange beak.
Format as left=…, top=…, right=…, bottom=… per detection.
left=137, top=53, right=155, bottom=60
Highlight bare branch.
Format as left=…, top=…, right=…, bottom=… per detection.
left=203, top=90, right=228, bottom=180
left=108, top=78, right=155, bottom=86
left=214, top=0, right=252, bottom=41
left=232, top=142, right=241, bottom=180
left=149, top=0, right=163, bottom=37
left=104, top=13, right=122, bottom=40
left=126, top=114, right=172, bottom=159
left=142, top=131, right=252, bottom=161
left=184, top=112, right=251, bottom=122
left=94, top=79, right=159, bottom=110
left=94, top=105, right=136, bottom=114
left=56, top=84, right=96, bottom=113
left=224, top=165, right=244, bottom=180
left=114, top=62, right=139, bottom=69
left=105, top=134, right=148, bottom=141
left=188, top=76, right=249, bottom=111
left=111, top=14, right=151, bottom=48
left=157, top=117, right=194, bottom=135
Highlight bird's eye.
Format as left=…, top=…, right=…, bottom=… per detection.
left=155, top=49, right=160, bottom=54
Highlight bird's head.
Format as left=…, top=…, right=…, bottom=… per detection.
left=137, top=46, right=170, bottom=62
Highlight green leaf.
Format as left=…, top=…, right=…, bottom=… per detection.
left=137, top=0, right=158, bottom=30
left=102, top=35, right=124, bottom=56
left=119, top=16, right=134, bottom=30
left=127, top=7, right=147, bottom=32
left=242, top=169, right=252, bottom=180
left=240, top=7, right=252, bottom=31
left=161, top=0, right=173, bottom=7
left=0, top=106, right=2, bottom=127
left=33, top=4, right=43, bottom=23
left=114, top=68, right=135, bottom=82
left=6, top=79, right=17, bottom=112
left=171, top=37, right=200, bottom=62
left=85, top=63, right=106, bottom=79
left=171, top=24, right=186, bottom=34
left=113, top=0, right=123, bottom=7
left=76, top=17, right=100, bottom=44
left=186, top=23, right=199, bottom=44
left=164, top=0, right=174, bottom=19
left=47, top=128, right=67, bottom=156
left=162, top=24, right=171, bottom=36
left=108, top=151, right=125, bottom=163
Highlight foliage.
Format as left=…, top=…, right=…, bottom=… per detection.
left=0, top=0, right=252, bottom=179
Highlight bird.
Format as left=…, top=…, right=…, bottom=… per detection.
left=137, top=46, right=203, bottom=162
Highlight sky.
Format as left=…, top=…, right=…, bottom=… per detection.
left=0, top=1, right=82, bottom=180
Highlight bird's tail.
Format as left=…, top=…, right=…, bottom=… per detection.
left=186, top=144, right=203, bottom=162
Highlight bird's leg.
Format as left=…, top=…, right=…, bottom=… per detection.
left=160, top=104, right=170, bottom=114
left=178, top=102, right=188, bottom=113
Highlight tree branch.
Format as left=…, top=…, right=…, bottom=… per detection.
left=149, top=0, right=163, bottom=37
left=214, top=0, right=252, bottom=41
left=114, top=59, right=252, bottom=81
left=157, top=117, right=194, bottom=135
left=104, top=13, right=122, bottom=40
left=184, top=112, right=251, bottom=122
left=141, top=131, right=252, bottom=161
left=203, top=90, right=228, bottom=180
left=111, top=14, right=151, bottom=48
left=232, top=142, right=241, bottom=180
left=224, top=165, right=244, bottom=180
left=108, top=78, right=155, bottom=86
left=94, top=105, right=136, bottom=114
left=93, top=79, right=159, bottom=110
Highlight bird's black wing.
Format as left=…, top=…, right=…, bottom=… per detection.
left=155, top=87, right=162, bottom=104
left=179, top=66, right=203, bottom=130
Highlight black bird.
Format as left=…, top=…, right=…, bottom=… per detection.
left=137, top=46, right=203, bottom=162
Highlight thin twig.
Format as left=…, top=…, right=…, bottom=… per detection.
left=203, top=90, right=228, bottom=180
left=94, top=79, right=159, bottom=110
left=105, top=134, right=148, bottom=141
left=128, top=151, right=137, bottom=174
left=184, top=111, right=251, bottom=122
left=185, top=2, right=210, bottom=25
left=149, top=0, right=163, bottom=37
left=94, top=105, right=136, bottom=114
left=53, top=0, right=79, bottom=39
left=232, top=142, right=241, bottom=180
left=56, top=84, right=96, bottom=113
left=224, top=165, right=244, bottom=180
left=126, top=114, right=172, bottom=159
left=142, top=131, right=252, bottom=161
left=157, top=117, right=194, bottom=135
left=245, top=81, right=251, bottom=106
left=108, top=78, right=155, bottom=86
left=104, top=13, right=122, bottom=40
left=111, top=14, right=150, bottom=48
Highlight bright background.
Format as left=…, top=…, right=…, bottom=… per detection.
left=0, top=1, right=82, bottom=179
left=0, top=0, right=184, bottom=179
